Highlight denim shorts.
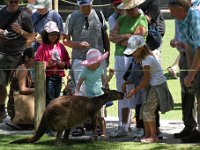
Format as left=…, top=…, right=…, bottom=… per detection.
left=0, top=54, right=21, bottom=85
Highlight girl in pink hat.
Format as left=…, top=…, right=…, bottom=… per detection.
left=75, top=48, right=114, bottom=140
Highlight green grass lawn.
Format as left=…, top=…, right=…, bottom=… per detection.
left=107, top=19, right=182, bottom=121
left=0, top=20, right=194, bottom=150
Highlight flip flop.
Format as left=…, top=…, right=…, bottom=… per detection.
left=140, top=137, right=158, bottom=143
left=5, top=122, right=23, bottom=130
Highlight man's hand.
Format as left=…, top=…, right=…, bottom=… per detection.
left=0, top=29, right=5, bottom=38
left=184, top=73, right=194, bottom=87
left=79, top=41, right=90, bottom=49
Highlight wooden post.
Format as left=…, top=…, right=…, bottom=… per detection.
left=34, top=61, right=46, bottom=130
left=54, top=0, right=58, bottom=12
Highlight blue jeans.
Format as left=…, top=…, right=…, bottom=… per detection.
left=46, top=75, right=62, bottom=106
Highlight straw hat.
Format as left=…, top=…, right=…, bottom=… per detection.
left=81, top=49, right=109, bottom=67
left=117, top=0, right=145, bottom=9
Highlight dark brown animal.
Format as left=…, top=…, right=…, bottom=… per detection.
left=10, top=89, right=124, bottom=144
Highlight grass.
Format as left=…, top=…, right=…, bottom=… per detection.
left=0, top=20, right=193, bottom=150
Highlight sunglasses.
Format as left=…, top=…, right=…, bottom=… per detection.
left=48, top=32, right=59, bottom=37
left=9, top=0, right=19, bottom=4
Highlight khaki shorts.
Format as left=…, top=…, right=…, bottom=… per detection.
left=0, top=54, right=21, bottom=85
left=141, top=88, right=159, bottom=122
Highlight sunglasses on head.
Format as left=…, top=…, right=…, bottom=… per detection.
left=9, top=0, right=19, bottom=4
left=48, top=32, right=59, bottom=36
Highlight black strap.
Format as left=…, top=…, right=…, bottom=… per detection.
left=34, top=11, right=49, bottom=27
left=1, top=7, right=21, bottom=30
left=95, top=9, right=103, bottom=25
left=95, top=10, right=105, bottom=49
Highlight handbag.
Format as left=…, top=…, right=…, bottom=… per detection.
left=146, top=24, right=162, bottom=50
left=12, top=92, right=35, bottom=125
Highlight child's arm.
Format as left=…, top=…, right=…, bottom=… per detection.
left=126, top=65, right=150, bottom=98
left=75, top=77, right=84, bottom=96
left=102, top=69, right=115, bottom=88
left=121, top=80, right=133, bottom=93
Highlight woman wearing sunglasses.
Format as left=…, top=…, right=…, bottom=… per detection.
left=35, top=21, right=71, bottom=107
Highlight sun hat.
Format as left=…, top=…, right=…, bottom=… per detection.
left=117, top=0, right=145, bottom=9
left=81, top=49, right=109, bottom=67
left=77, top=0, right=93, bottom=6
left=111, top=0, right=122, bottom=6
left=44, top=21, right=59, bottom=33
left=34, top=0, right=51, bottom=9
left=124, top=35, right=145, bottom=55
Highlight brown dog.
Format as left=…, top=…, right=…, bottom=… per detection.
left=11, top=89, right=124, bottom=144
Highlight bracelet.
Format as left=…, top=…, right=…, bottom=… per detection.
left=20, top=29, right=24, bottom=35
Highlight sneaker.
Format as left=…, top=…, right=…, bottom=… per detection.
left=134, top=128, right=144, bottom=137
left=181, top=130, right=200, bottom=143
left=109, top=127, right=128, bottom=138
left=174, top=127, right=194, bottom=139
left=0, top=110, right=6, bottom=123
left=157, top=131, right=163, bottom=140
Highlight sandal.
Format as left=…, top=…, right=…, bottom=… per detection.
left=140, top=137, right=158, bottom=143
left=72, top=127, right=84, bottom=137
left=167, top=67, right=177, bottom=79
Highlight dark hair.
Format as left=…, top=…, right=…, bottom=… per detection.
left=19, top=47, right=35, bottom=64
left=41, top=30, right=60, bottom=45
left=168, top=0, right=191, bottom=11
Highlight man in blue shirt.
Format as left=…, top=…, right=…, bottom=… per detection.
left=169, top=0, right=200, bottom=143
left=32, top=0, right=63, bottom=51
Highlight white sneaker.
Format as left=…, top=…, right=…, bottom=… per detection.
left=109, top=127, right=128, bottom=138
left=134, top=128, right=144, bottom=137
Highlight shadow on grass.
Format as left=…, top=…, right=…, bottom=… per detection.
left=173, top=103, right=182, bottom=110
left=164, top=72, right=180, bottom=80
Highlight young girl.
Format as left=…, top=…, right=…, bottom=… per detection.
left=35, top=21, right=70, bottom=105
left=122, top=35, right=174, bottom=142
left=75, top=48, right=114, bottom=140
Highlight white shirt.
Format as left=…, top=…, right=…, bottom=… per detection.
left=142, top=55, right=166, bottom=86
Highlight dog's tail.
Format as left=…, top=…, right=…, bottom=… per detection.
left=10, top=114, right=48, bottom=144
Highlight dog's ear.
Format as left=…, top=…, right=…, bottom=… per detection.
left=101, top=88, right=110, bottom=94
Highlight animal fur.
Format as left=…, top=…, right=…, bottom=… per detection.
left=10, top=89, right=124, bottom=144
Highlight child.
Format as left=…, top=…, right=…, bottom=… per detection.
left=122, top=35, right=174, bottom=142
left=75, top=48, right=114, bottom=140
left=35, top=21, right=70, bottom=105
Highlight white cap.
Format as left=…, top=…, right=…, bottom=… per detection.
left=34, top=0, right=51, bottom=9
left=124, top=35, right=145, bottom=55
left=44, top=21, right=59, bottom=33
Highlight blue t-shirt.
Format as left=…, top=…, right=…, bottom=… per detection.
left=80, top=67, right=104, bottom=97
left=32, top=10, right=63, bottom=34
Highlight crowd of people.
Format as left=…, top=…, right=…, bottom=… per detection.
left=0, top=0, right=200, bottom=144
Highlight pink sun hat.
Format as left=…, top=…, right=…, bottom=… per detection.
left=81, top=49, right=109, bottom=67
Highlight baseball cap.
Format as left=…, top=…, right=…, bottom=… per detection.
left=124, top=35, right=145, bottom=55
